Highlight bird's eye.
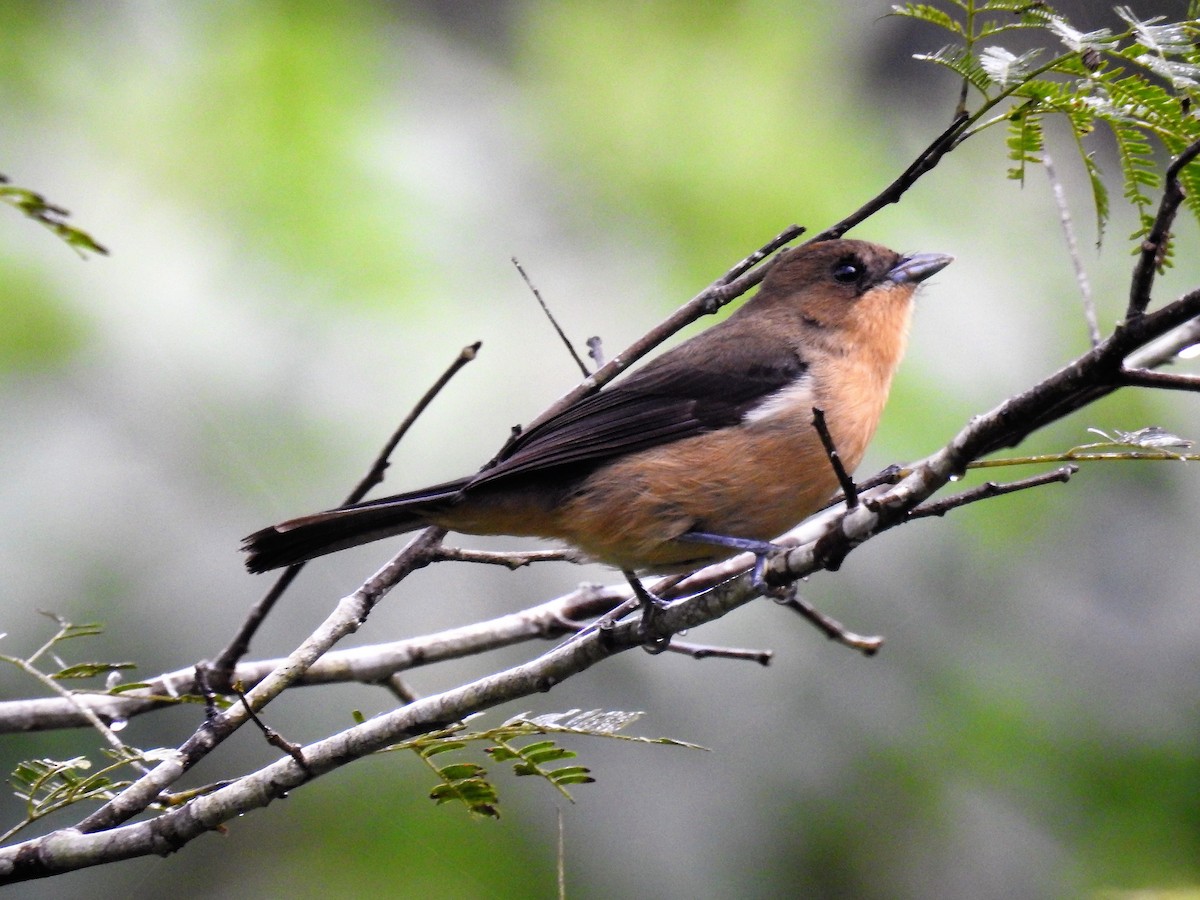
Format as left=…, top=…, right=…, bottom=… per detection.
left=832, top=260, right=862, bottom=284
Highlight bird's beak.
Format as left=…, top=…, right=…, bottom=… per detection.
left=887, top=252, right=954, bottom=285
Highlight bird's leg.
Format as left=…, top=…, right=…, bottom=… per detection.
left=675, top=531, right=783, bottom=585
left=622, top=570, right=672, bottom=654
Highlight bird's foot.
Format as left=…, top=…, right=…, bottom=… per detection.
left=623, top=570, right=672, bottom=654
left=676, top=530, right=784, bottom=589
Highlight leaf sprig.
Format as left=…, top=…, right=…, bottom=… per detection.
left=893, top=1, right=1200, bottom=254
left=0, top=175, right=108, bottom=257
left=394, top=710, right=705, bottom=819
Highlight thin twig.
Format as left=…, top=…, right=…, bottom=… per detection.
left=1119, top=367, right=1200, bottom=392
left=208, top=342, right=482, bottom=686
left=0, top=650, right=148, bottom=775
left=236, top=685, right=309, bottom=773
left=772, top=588, right=883, bottom=656
left=382, top=675, right=420, bottom=704
left=346, top=341, right=483, bottom=502
left=721, top=226, right=805, bottom=283
left=664, top=640, right=773, bottom=665
left=812, top=112, right=969, bottom=242
left=513, top=257, right=591, bottom=377
left=968, top=450, right=1199, bottom=468
left=907, top=465, right=1078, bottom=519
left=431, top=546, right=584, bottom=569
left=1127, top=137, right=1200, bottom=318
left=1044, top=150, right=1099, bottom=346
left=812, top=407, right=858, bottom=507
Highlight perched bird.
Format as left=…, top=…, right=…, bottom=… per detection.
left=244, top=239, right=951, bottom=576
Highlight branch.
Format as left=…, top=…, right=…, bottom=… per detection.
left=0, top=583, right=625, bottom=735
left=811, top=112, right=968, bottom=242
left=0, top=575, right=761, bottom=882
left=513, top=257, right=591, bottom=377
left=907, top=465, right=1078, bottom=519
left=75, top=528, right=447, bottom=833
left=208, top=342, right=482, bottom=685
left=1126, top=138, right=1200, bottom=318
left=430, top=546, right=584, bottom=568
left=1119, top=367, right=1200, bottom=392
left=766, top=289, right=1200, bottom=587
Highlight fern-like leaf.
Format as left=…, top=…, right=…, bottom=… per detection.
left=890, top=4, right=964, bottom=36
left=428, top=777, right=499, bottom=819
left=487, top=738, right=593, bottom=801
left=1006, top=102, right=1045, bottom=183
left=52, top=661, right=137, bottom=681
left=914, top=44, right=994, bottom=94
left=1080, top=147, right=1111, bottom=245
left=398, top=710, right=703, bottom=818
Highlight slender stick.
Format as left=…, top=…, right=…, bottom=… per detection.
left=513, top=257, right=591, bottom=377
left=207, top=342, right=482, bottom=685
left=1127, top=138, right=1200, bottom=318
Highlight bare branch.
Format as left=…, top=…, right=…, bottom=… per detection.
left=1119, top=367, right=1200, bottom=392
left=812, top=407, right=858, bottom=508
left=513, top=257, right=591, bottom=377
left=1127, top=137, right=1200, bottom=318
left=664, top=640, right=773, bottom=665
left=1044, top=150, right=1099, bottom=346
left=431, top=546, right=584, bottom=568
left=209, top=342, right=482, bottom=685
left=75, top=528, right=447, bottom=833
left=771, top=588, right=883, bottom=656
left=0, top=583, right=626, bottom=735
left=812, top=112, right=969, bottom=242
left=907, top=465, right=1078, bottom=519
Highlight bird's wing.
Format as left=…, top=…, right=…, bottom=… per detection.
left=470, top=333, right=809, bottom=487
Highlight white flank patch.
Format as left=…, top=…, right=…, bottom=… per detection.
left=740, top=375, right=815, bottom=426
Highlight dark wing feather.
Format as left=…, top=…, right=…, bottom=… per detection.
left=469, top=332, right=808, bottom=488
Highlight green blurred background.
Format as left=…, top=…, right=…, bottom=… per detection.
left=1, top=2, right=1197, bottom=897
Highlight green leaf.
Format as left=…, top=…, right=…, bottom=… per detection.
left=485, top=746, right=519, bottom=763
left=0, top=177, right=109, bottom=258
left=435, top=763, right=485, bottom=782
left=1080, top=148, right=1111, bottom=245
left=914, top=44, right=994, bottom=94
left=51, top=662, right=137, bottom=681
left=547, top=766, right=595, bottom=785
left=890, top=4, right=964, bottom=36
left=1006, top=102, right=1044, bottom=183
left=420, top=741, right=466, bottom=757
left=429, top=778, right=499, bottom=819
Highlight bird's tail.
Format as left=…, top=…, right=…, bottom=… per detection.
left=242, top=479, right=468, bottom=573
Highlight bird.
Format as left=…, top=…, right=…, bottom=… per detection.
left=243, top=239, right=951, bottom=578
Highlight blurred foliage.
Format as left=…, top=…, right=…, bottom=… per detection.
left=897, top=0, right=1200, bottom=252
left=0, top=256, right=86, bottom=373
left=515, top=1, right=887, bottom=277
